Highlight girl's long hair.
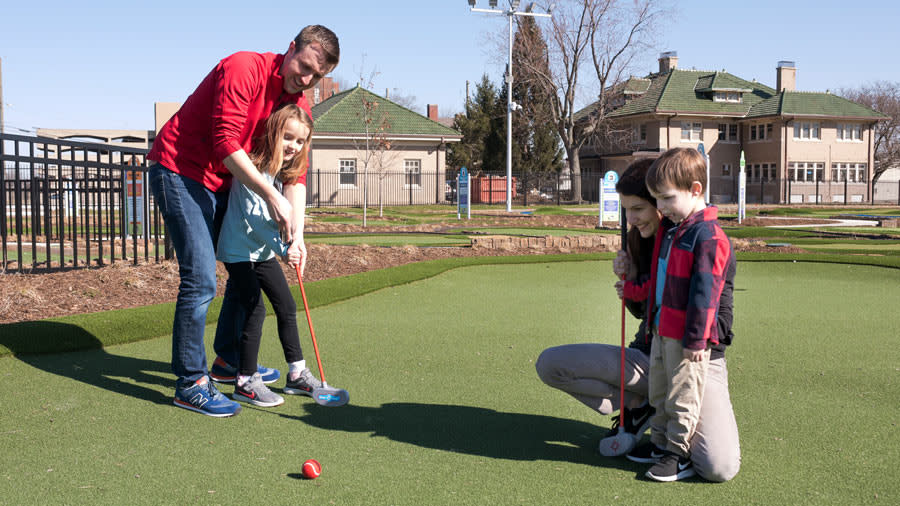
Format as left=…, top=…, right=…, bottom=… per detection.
left=249, top=104, right=313, bottom=184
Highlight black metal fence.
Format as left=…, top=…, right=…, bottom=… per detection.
left=1, top=133, right=168, bottom=273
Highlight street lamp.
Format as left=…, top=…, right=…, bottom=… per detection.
left=469, top=0, right=551, bottom=212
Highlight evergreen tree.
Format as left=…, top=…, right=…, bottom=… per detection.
left=448, top=74, right=506, bottom=174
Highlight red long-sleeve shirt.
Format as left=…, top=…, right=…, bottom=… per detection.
left=148, top=51, right=311, bottom=192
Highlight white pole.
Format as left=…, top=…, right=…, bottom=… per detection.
left=506, top=10, right=513, bottom=213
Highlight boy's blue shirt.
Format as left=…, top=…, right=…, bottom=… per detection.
left=216, top=172, right=289, bottom=264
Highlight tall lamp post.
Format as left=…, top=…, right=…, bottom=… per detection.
left=468, top=0, right=552, bottom=212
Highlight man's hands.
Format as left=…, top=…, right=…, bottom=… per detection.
left=266, top=192, right=294, bottom=244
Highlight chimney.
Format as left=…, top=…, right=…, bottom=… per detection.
left=777, top=61, right=796, bottom=92
left=659, top=51, right=678, bottom=74
left=427, top=104, right=438, bottom=121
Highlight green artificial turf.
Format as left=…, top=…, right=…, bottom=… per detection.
left=1, top=260, right=898, bottom=504
left=459, top=227, right=607, bottom=236
left=304, top=233, right=470, bottom=247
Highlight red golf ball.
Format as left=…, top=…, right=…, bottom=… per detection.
left=302, top=459, right=322, bottom=479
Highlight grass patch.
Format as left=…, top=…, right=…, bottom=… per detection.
left=305, top=233, right=470, bottom=247
left=458, top=227, right=607, bottom=236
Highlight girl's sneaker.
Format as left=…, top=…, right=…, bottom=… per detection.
left=283, top=368, right=323, bottom=397
left=233, top=372, right=285, bottom=407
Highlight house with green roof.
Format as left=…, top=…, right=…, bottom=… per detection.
left=577, top=53, right=887, bottom=204
left=308, top=85, right=462, bottom=206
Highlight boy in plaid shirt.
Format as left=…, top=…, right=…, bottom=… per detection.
left=640, top=147, right=734, bottom=482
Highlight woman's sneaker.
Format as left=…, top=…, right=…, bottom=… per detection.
left=209, top=356, right=281, bottom=385
left=233, top=372, right=285, bottom=407
left=174, top=376, right=242, bottom=417
left=283, top=368, right=323, bottom=397
left=645, top=452, right=696, bottom=482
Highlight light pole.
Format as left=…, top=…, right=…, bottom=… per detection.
left=468, top=0, right=552, bottom=212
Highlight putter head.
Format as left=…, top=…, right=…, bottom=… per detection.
left=597, top=429, right=637, bottom=457
left=312, top=386, right=349, bottom=407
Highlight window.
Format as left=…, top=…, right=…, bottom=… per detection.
left=831, top=163, right=867, bottom=183
left=793, top=122, right=821, bottom=140
left=836, top=123, right=863, bottom=142
left=680, top=121, right=702, bottom=141
left=713, top=91, right=742, bottom=103
left=722, top=163, right=732, bottom=176
left=404, top=159, right=422, bottom=187
left=718, top=124, right=737, bottom=142
left=788, top=162, right=824, bottom=182
left=748, top=163, right=777, bottom=182
left=339, top=159, right=357, bottom=186
left=632, top=123, right=647, bottom=144
left=749, top=123, right=773, bottom=141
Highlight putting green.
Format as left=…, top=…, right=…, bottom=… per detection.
left=1, top=261, right=898, bottom=504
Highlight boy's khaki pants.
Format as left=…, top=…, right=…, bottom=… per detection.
left=648, top=333, right=710, bottom=457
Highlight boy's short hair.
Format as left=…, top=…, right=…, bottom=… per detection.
left=615, top=158, right=656, bottom=207
left=646, top=147, right=706, bottom=193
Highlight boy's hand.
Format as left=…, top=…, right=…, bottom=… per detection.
left=683, top=348, right=706, bottom=362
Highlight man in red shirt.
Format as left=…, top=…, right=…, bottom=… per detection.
left=147, top=25, right=339, bottom=417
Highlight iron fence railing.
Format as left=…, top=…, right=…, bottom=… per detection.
left=1, top=133, right=169, bottom=273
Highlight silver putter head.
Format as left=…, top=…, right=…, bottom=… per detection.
left=312, top=383, right=349, bottom=407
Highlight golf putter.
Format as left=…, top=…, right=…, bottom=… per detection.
left=598, top=209, right=638, bottom=457
left=295, top=264, right=350, bottom=407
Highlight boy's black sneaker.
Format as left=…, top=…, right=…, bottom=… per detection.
left=626, top=442, right=666, bottom=464
left=605, top=402, right=654, bottom=438
left=645, top=453, right=696, bottom=482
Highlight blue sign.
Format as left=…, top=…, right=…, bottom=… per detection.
left=458, top=167, right=470, bottom=220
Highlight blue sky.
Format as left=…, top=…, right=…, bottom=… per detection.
left=1, top=1, right=898, bottom=133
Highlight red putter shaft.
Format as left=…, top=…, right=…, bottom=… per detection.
left=295, top=264, right=327, bottom=385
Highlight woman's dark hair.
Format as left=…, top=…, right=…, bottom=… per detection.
left=615, top=158, right=656, bottom=208
left=616, top=157, right=658, bottom=277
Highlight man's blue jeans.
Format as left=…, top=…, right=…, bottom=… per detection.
left=149, top=164, right=233, bottom=389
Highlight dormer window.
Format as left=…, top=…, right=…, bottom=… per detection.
left=713, top=91, right=742, bottom=103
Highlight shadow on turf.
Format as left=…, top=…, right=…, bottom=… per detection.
left=3, top=321, right=172, bottom=406
left=288, top=402, right=644, bottom=471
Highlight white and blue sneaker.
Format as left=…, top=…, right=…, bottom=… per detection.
left=174, top=376, right=242, bottom=417
left=209, top=356, right=280, bottom=385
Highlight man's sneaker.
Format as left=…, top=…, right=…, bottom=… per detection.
left=209, top=356, right=281, bottom=385
left=174, top=376, right=242, bottom=417
left=645, top=452, right=696, bottom=482
left=283, top=368, right=323, bottom=397
left=604, top=402, right=654, bottom=439
left=233, top=372, right=285, bottom=407
left=626, top=442, right=667, bottom=464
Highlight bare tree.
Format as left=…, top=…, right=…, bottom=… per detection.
left=514, top=0, right=662, bottom=202
left=840, top=82, right=900, bottom=184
